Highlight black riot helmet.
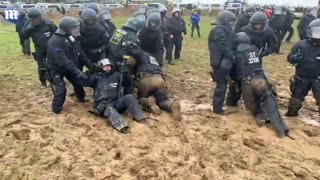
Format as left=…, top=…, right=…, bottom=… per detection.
left=146, top=12, right=161, bottom=30
left=81, top=8, right=97, bottom=28
left=273, top=7, right=283, bottom=15
left=18, top=10, right=26, bottom=19
left=235, top=32, right=252, bottom=51
left=307, top=19, right=320, bottom=45
left=97, top=58, right=114, bottom=74
left=216, top=10, right=236, bottom=27
left=123, top=17, right=145, bottom=32
left=249, top=12, right=268, bottom=33
left=100, top=10, right=112, bottom=21
left=86, top=3, right=99, bottom=14
left=244, top=5, right=256, bottom=17
left=56, top=16, right=80, bottom=37
left=27, top=8, right=42, bottom=26
left=133, top=10, right=146, bottom=22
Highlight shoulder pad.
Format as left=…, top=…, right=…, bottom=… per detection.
left=116, top=29, right=127, bottom=35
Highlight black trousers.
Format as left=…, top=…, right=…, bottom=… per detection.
left=20, top=37, right=31, bottom=55
left=274, top=29, right=283, bottom=53
left=50, top=70, right=85, bottom=113
left=163, top=34, right=173, bottom=63
left=172, top=34, right=183, bottom=60
left=34, top=51, right=47, bottom=83
left=281, top=25, right=294, bottom=41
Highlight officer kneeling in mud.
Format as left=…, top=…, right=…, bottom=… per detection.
left=133, top=52, right=182, bottom=121
left=108, top=16, right=182, bottom=120
left=286, top=19, right=320, bottom=117
left=233, top=32, right=289, bottom=138
left=47, top=17, right=93, bottom=114
left=80, top=59, right=146, bottom=133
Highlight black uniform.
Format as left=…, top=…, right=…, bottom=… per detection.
left=16, top=14, right=31, bottom=56
left=239, top=25, right=277, bottom=57
left=168, top=14, right=187, bottom=60
left=269, top=14, right=285, bottom=53
left=226, top=25, right=277, bottom=106
left=235, top=13, right=250, bottom=33
left=234, top=41, right=289, bottom=137
left=99, top=19, right=116, bottom=37
left=161, top=16, right=173, bottom=64
left=79, top=24, right=110, bottom=63
left=297, top=14, right=316, bottom=40
left=287, top=39, right=320, bottom=115
left=282, top=12, right=294, bottom=42
left=82, top=71, right=145, bottom=131
left=208, top=25, right=235, bottom=113
left=139, top=27, right=164, bottom=67
left=19, top=19, right=57, bottom=84
left=47, top=34, right=92, bottom=113
left=108, top=27, right=146, bottom=66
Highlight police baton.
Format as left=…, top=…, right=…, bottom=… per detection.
left=117, top=56, right=130, bottom=99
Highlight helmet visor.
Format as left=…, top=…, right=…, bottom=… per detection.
left=70, top=26, right=80, bottom=37
left=147, top=21, right=161, bottom=30
left=84, top=19, right=97, bottom=28
left=30, top=17, right=42, bottom=26
left=250, top=22, right=267, bottom=32
left=310, top=26, right=320, bottom=39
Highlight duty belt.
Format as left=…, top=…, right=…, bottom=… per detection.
left=139, top=72, right=162, bottom=79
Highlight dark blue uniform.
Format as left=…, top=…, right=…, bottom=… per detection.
left=19, top=19, right=57, bottom=84
left=47, top=33, right=92, bottom=113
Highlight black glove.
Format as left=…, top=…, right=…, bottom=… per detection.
left=292, top=53, right=303, bottom=62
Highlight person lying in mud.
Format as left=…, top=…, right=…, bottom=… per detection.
left=232, top=32, right=289, bottom=138
left=286, top=19, right=320, bottom=117
left=80, top=59, right=146, bottom=133
left=128, top=53, right=182, bottom=121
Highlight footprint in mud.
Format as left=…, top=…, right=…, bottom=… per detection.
left=243, top=137, right=266, bottom=150
left=7, top=128, right=31, bottom=140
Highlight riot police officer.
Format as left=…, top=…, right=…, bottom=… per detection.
left=234, top=5, right=256, bottom=33
left=226, top=12, right=277, bottom=109
left=16, top=10, right=31, bottom=57
left=234, top=32, right=289, bottom=138
left=297, top=8, right=316, bottom=40
left=86, top=2, right=99, bottom=14
left=139, top=11, right=164, bottom=67
left=108, top=17, right=146, bottom=66
left=79, top=8, right=110, bottom=64
left=269, top=7, right=285, bottom=53
left=208, top=11, right=236, bottom=114
left=81, top=59, right=146, bottom=133
left=19, top=8, right=58, bottom=87
left=47, top=16, right=93, bottom=114
left=134, top=53, right=182, bottom=120
left=286, top=19, right=320, bottom=117
left=99, top=10, right=116, bottom=36
left=282, top=8, right=294, bottom=42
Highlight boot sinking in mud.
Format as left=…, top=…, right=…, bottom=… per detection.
left=285, top=97, right=302, bottom=117
left=158, top=100, right=182, bottom=121
left=139, top=97, right=161, bottom=115
left=261, top=91, right=289, bottom=138
left=104, top=107, right=129, bottom=133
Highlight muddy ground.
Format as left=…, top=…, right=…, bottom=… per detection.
left=0, top=15, right=320, bottom=179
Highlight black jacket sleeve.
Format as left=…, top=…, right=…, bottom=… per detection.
left=81, top=72, right=98, bottom=88
left=48, top=42, right=82, bottom=76
left=263, top=28, right=277, bottom=56
left=79, top=47, right=93, bottom=70
left=210, top=27, right=234, bottom=60
left=19, top=23, right=33, bottom=40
